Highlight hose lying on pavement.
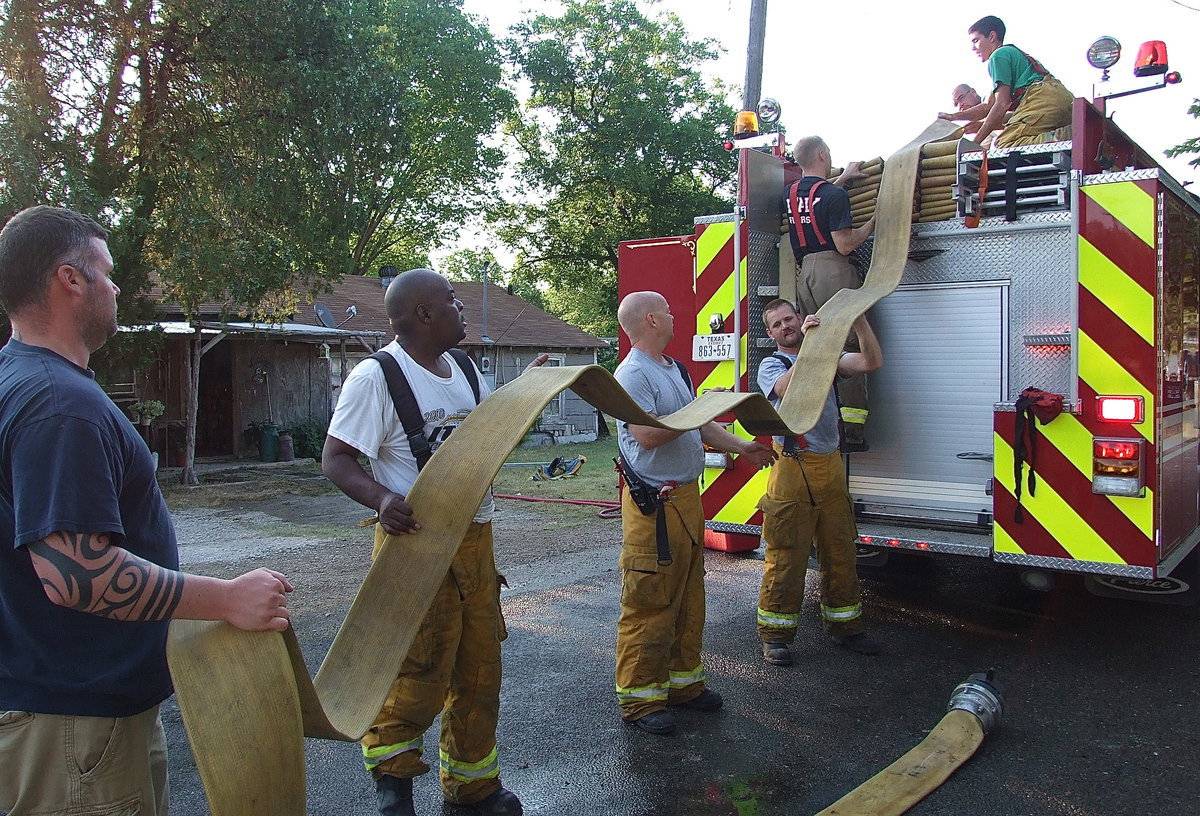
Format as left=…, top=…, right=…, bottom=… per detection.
left=814, top=672, right=1004, bottom=816
left=165, top=118, right=962, bottom=816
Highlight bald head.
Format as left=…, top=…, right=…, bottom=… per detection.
left=792, top=136, right=829, bottom=171
left=383, top=267, right=465, bottom=352
left=952, top=84, right=982, bottom=110
left=617, top=291, right=667, bottom=342
left=384, top=268, right=442, bottom=321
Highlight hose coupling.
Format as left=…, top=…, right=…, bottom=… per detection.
left=947, top=670, right=1004, bottom=735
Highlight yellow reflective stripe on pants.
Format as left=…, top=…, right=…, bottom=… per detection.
left=363, top=736, right=423, bottom=770
left=615, top=681, right=669, bottom=705
left=840, top=407, right=868, bottom=425
left=821, top=602, right=863, bottom=622
left=757, top=607, right=799, bottom=629
left=669, top=664, right=706, bottom=689
left=439, top=746, right=499, bottom=782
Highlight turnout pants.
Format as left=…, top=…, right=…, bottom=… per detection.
left=615, top=481, right=708, bottom=721
left=795, top=250, right=868, bottom=445
left=0, top=705, right=167, bottom=816
left=996, top=76, right=1074, bottom=148
left=363, top=521, right=507, bottom=806
left=757, top=448, right=864, bottom=643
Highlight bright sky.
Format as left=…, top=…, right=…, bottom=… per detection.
left=461, top=0, right=1200, bottom=188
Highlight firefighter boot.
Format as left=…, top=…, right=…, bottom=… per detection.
left=460, top=787, right=523, bottom=815
left=831, top=632, right=880, bottom=655
left=376, top=775, right=416, bottom=816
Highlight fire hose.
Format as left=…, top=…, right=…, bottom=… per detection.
left=165, top=118, right=962, bottom=815
left=494, top=492, right=622, bottom=519
left=814, top=672, right=1004, bottom=816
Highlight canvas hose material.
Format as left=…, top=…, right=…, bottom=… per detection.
left=813, top=710, right=985, bottom=816
left=812, top=672, right=1003, bottom=815
left=165, top=119, right=962, bottom=815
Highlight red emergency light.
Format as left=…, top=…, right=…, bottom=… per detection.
left=1094, top=438, right=1140, bottom=460
left=1134, top=41, right=1168, bottom=77
left=1096, top=395, right=1144, bottom=423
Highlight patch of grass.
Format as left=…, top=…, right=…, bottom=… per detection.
left=161, top=461, right=340, bottom=510
left=493, top=434, right=620, bottom=504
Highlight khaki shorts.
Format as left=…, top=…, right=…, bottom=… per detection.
left=0, top=706, right=167, bottom=815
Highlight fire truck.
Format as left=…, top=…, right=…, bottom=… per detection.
left=616, top=39, right=1200, bottom=600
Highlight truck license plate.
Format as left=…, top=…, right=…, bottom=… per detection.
left=692, top=333, right=736, bottom=361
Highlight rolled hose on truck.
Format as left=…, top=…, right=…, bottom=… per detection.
left=814, top=671, right=1004, bottom=816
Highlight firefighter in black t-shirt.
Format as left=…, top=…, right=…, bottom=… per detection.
left=783, top=135, right=876, bottom=451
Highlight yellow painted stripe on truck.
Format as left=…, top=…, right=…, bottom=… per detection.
left=695, top=222, right=732, bottom=288
left=705, top=466, right=771, bottom=525
left=695, top=223, right=735, bottom=335
left=1082, top=182, right=1155, bottom=247
left=993, top=519, right=1025, bottom=556
left=1033, top=411, right=1155, bottom=536
left=993, top=432, right=1126, bottom=564
left=1078, top=237, right=1154, bottom=344
left=696, top=259, right=746, bottom=341
left=1078, top=329, right=1154, bottom=444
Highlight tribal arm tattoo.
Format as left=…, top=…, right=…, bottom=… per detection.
left=27, top=531, right=185, bottom=622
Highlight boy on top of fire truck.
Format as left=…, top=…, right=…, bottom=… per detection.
left=938, top=14, right=1073, bottom=147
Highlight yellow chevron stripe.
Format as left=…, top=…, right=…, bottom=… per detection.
left=993, top=432, right=1125, bottom=564
left=1078, top=329, right=1154, bottom=444
left=1078, top=237, right=1154, bottom=344
left=695, top=222, right=732, bottom=286
left=704, top=466, right=771, bottom=525
left=696, top=360, right=734, bottom=395
left=1082, top=182, right=1155, bottom=247
left=695, top=224, right=733, bottom=335
left=993, top=519, right=1024, bottom=555
left=1024, top=413, right=1155, bottom=535
left=696, top=258, right=747, bottom=339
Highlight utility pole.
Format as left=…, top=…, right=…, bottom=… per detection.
left=742, top=0, right=768, bottom=112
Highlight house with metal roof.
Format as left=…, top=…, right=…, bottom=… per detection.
left=117, top=275, right=608, bottom=466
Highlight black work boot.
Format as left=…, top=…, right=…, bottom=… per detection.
left=461, top=787, right=523, bottom=815
left=376, top=774, right=416, bottom=816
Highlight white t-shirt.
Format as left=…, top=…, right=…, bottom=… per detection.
left=328, top=340, right=494, bottom=523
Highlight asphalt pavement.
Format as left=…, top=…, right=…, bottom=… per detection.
left=165, top=542, right=1200, bottom=815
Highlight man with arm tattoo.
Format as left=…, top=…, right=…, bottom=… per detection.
left=0, top=206, right=294, bottom=816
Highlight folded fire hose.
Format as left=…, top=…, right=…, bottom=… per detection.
left=166, top=119, right=963, bottom=814
left=814, top=672, right=1004, bottom=816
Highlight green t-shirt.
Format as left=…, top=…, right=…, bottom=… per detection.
left=988, top=44, right=1044, bottom=95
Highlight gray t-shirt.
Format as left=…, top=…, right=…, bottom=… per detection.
left=614, top=349, right=704, bottom=487
left=757, top=351, right=841, bottom=455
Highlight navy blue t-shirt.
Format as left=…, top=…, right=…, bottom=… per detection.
left=0, top=339, right=177, bottom=717
left=784, top=175, right=853, bottom=262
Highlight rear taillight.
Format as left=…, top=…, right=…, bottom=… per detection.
left=1093, top=436, right=1144, bottom=496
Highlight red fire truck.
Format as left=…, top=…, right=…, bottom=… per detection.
left=617, top=40, right=1200, bottom=600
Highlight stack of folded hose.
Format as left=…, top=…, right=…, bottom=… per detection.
left=913, top=139, right=959, bottom=223
left=834, top=140, right=962, bottom=227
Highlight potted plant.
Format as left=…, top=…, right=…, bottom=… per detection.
left=130, top=399, right=165, bottom=427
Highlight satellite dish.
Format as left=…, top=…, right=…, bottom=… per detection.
left=314, top=303, right=334, bottom=328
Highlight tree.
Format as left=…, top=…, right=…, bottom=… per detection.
left=0, top=0, right=513, bottom=482
left=440, top=247, right=505, bottom=282
left=1166, top=98, right=1200, bottom=172
left=439, top=247, right=548, bottom=311
left=499, top=0, right=738, bottom=336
